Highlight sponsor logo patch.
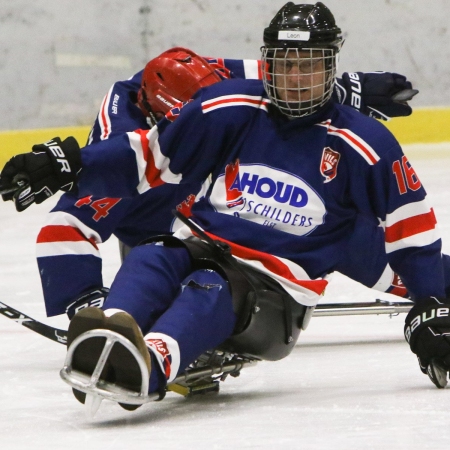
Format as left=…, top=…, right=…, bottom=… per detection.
left=210, top=160, right=326, bottom=235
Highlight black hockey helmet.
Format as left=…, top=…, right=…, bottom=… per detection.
left=261, top=2, right=343, bottom=118
left=263, top=2, right=342, bottom=49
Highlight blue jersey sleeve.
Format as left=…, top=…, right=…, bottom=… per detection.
left=368, top=147, right=443, bottom=300
left=87, top=71, right=148, bottom=145
left=36, top=192, right=128, bottom=316
left=334, top=112, right=444, bottom=300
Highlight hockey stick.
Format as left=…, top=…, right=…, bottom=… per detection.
left=0, top=174, right=29, bottom=196
left=0, top=185, right=20, bottom=196
left=391, top=88, right=419, bottom=102
left=0, top=301, right=67, bottom=344
left=0, top=298, right=413, bottom=346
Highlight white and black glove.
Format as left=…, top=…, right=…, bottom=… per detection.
left=337, top=71, right=419, bottom=121
left=0, top=136, right=81, bottom=211
left=404, top=297, right=450, bottom=388
left=65, top=287, right=109, bottom=320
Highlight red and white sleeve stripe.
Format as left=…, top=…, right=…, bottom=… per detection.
left=36, top=211, right=102, bottom=258
left=127, top=128, right=182, bottom=194
left=97, top=86, right=114, bottom=141
left=382, top=199, right=440, bottom=253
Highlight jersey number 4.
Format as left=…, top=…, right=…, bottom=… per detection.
left=75, top=196, right=121, bottom=221
left=392, top=156, right=421, bottom=195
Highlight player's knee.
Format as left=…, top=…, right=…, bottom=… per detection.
left=179, top=269, right=236, bottom=345
left=182, top=268, right=229, bottom=292
left=180, top=269, right=234, bottom=318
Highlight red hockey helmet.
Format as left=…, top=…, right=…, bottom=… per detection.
left=138, top=47, right=222, bottom=124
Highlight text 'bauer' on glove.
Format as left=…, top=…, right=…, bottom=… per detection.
left=339, top=71, right=418, bottom=121
left=404, top=297, right=450, bottom=388
left=0, top=136, right=81, bottom=212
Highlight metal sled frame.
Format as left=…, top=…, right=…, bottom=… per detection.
left=60, top=329, right=258, bottom=407
left=313, top=299, right=413, bottom=317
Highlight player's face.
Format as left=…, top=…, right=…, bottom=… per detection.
left=273, top=49, right=326, bottom=104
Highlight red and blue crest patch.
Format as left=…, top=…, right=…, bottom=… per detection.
left=320, top=147, right=340, bottom=183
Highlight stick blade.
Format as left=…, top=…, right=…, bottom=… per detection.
left=391, top=89, right=419, bottom=102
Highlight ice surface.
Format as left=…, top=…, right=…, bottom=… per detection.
left=1, top=143, right=450, bottom=449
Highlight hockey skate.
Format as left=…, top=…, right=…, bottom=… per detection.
left=62, top=307, right=153, bottom=414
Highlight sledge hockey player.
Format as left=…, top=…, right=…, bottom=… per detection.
left=0, top=49, right=419, bottom=319
left=3, top=2, right=450, bottom=403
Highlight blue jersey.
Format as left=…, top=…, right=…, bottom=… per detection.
left=36, top=59, right=417, bottom=316
left=77, top=78, right=444, bottom=305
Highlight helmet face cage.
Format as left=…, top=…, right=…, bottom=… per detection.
left=261, top=45, right=339, bottom=118
left=261, top=2, right=343, bottom=118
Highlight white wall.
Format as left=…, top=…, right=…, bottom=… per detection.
left=0, top=0, right=449, bottom=130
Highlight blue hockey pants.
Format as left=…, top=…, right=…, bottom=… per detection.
left=102, top=243, right=237, bottom=391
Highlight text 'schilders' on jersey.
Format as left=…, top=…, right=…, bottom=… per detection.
left=77, top=78, right=443, bottom=306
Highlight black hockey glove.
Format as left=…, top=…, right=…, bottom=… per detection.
left=65, top=287, right=109, bottom=320
left=0, top=136, right=81, bottom=211
left=338, top=71, right=419, bottom=121
left=404, top=297, right=450, bottom=388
